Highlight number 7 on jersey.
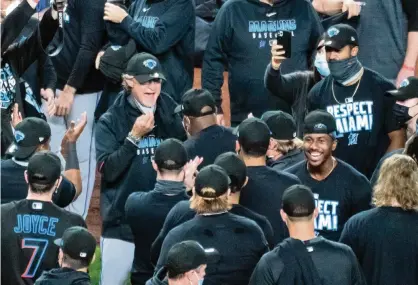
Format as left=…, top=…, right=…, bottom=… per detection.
left=21, top=238, right=49, bottom=278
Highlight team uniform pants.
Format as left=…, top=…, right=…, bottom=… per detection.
left=100, top=237, right=135, bottom=285
left=44, top=90, right=101, bottom=218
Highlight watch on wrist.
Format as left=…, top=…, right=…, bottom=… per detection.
left=128, top=132, right=141, bottom=144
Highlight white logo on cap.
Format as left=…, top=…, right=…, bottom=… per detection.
left=314, top=123, right=326, bottom=130
left=143, top=59, right=157, bottom=70
left=110, top=45, right=121, bottom=51
left=293, top=132, right=297, bottom=138
left=15, top=131, right=25, bottom=143
left=400, top=79, right=410, bottom=88
left=327, top=27, right=339, bottom=37
left=325, top=40, right=333, bottom=46
left=80, top=252, right=87, bottom=258
left=151, top=73, right=159, bottom=78
left=39, top=137, right=44, bottom=142
left=351, top=36, right=355, bottom=41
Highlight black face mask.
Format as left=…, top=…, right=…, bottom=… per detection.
left=393, top=104, right=412, bottom=125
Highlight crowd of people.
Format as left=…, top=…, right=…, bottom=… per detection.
left=1, top=0, right=418, bottom=284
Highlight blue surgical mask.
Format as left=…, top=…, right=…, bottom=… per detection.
left=314, top=53, right=330, bottom=77
left=328, top=56, right=363, bottom=85
left=194, top=271, right=204, bottom=285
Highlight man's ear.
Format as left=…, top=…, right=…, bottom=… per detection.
left=280, top=209, right=288, bottom=224
left=351, top=46, right=359, bottom=57
left=313, top=208, right=319, bottom=219
left=24, top=170, right=29, bottom=183
left=332, top=139, right=337, bottom=152
left=235, top=141, right=240, bottom=153
left=126, top=78, right=135, bottom=88
left=268, top=138, right=277, bottom=150
left=152, top=160, right=159, bottom=172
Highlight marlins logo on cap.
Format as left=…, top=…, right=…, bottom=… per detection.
left=314, top=123, right=327, bottom=131
left=400, top=79, right=410, bottom=88
left=15, top=131, right=25, bottom=143
left=143, top=59, right=157, bottom=70
left=327, top=27, right=339, bottom=37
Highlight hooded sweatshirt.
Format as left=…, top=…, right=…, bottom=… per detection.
left=145, top=267, right=169, bottom=285
left=35, top=268, right=90, bottom=285
left=202, top=0, right=323, bottom=124
left=108, top=0, right=195, bottom=101
left=95, top=91, right=186, bottom=241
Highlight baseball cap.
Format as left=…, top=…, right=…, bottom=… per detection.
left=194, top=165, right=231, bottom=199
left=54, top=226, right=96, bottom=263
left=386, top=77, right=418, bottom=101
left=282, top=185, right=316, bottom=217
left=6, top=117, right=51, bottom=160
left=166, top=240, right=220, bottom=277
left=154, top=138, right=188, bottom=170
left=27, top=151, right=61, bottom=186
left=214, top=152, right=247, bottom=192
left=303, top=110, right=337, bottom=137
left=236, top=117, right=271, bottom=154
left=125, top=52, right=166, bottom=84
left=261, top=111, right=297, bottom=140
left=323, top=24, right=359, bottom=50
left=99, top=39, right=137, bottom=84
left=174, top=89, right=216, bottom=117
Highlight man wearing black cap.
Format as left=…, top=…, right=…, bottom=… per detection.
left=307, top=24, right=405, bottom=178
left=125, top=139, right=192, bottom=285
left=286, top=110, right=372, bottom=241
left=155, top=165, right=269, bottom=285
left=148, top=240, right=219, bottom=285
left=1, top=151, right=86, bottom=285
left=96, top=52, right=186, bottom=284
left=249, top=185, right=365, bottom=285
left=237, top=117, right=301, bottom=245
left=150, top=152, right=275, bottom=263
left=370, top=76, right=418, bottom=185
left=176, top=89, right=236, bottom=169
left=35, top=226, right=96, bottom=284
left=262, top=111, right=305, bottom=171
left=1, top=116, right=85, bottom=208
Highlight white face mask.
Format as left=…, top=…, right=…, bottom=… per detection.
left=314, top=52, right=330, bottom=77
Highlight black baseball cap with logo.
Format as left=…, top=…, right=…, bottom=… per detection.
left=303, top=110, right=337, bottom=137
left=54, top=226, right=96, bottom=263
left=282, top=184, right=316, bottom=217
left=236, top=117, right=271, bottom=154
left=214, top=152, right=247, bottom=192
left=262, top=111, right=297, bottom=140
left=6, top=117, right=51, bottom=160
left=323, top=23, right=359, bottom=50
left=194, top=165, right=231, bottom=198
left=27, top=151, right=61, bottom=186
left=125, top=52, right=166, bottom=84
left=166, top=240, right=220, bottom=277
left=154, top=138, right=188, bottom=170
left=386, top=77, right=418, bottom=101
left=174, top=89, right=216, bottom=117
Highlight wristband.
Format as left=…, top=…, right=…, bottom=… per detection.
left=65, top=142, right=79, bottom=170
left=128, top=131, right=141, bottom=144
left=402, top=64, right=415, bottom=72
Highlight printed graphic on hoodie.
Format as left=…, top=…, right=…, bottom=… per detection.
left=248, top=19, right=297, bottom=48
left=136, top=135, right=162, bottom=164
left=0, top=63, right=16, bottom=109
left=313, top=193, right=339, bottom=235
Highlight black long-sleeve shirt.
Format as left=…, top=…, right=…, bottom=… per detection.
left=49, top=0, right=106, bottom=93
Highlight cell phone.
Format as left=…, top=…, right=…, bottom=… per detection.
left=277, top=31, right=292, bottom=59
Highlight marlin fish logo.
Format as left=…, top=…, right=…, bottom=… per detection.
left=15, top=131, right=25, bottom=143
left=327, top=27, right=339, bottom=37
left=143, top=59, right=157, bottom=70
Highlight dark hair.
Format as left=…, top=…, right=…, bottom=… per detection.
left=239, top=143, right=269, bottom=158
left=62, top=253, right=90, bottom=270
left=29, top=179, right=56, bottom=194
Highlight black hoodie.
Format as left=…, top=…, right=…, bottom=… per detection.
left=145, top=267, right=169, bottom=285
left=96, top=90, right=186, bottom=241
left=202, top=0, right=323, bottom=124
left=107, top=0, right=195, bottom=101
left=35, top=268, right=90, bottom=285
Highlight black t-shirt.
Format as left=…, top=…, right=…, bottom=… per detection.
left=183, top=125, right=237, bottom=169
left=286, top=159, right=372, bottom=241
left=249, top=236, right=365, bottom=285
left=239, top=166, right=301, bottom=244
left=339, top=207, right=418, bottom=285
left=151, top=201, right=275, bottom=263
left=308, top=68, right=400, bottom=177
left=1, top=159, right=76, bottom=208
left=1, top=199, right=86, bottom=285
left=124, top=182, right=189, bottom=285
left=156, top=212, right=269, bottom=285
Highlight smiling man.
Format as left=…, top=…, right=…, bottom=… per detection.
left=95, top=53, right=186, bottom=285
left=286, top=110, right=372, bottom=241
